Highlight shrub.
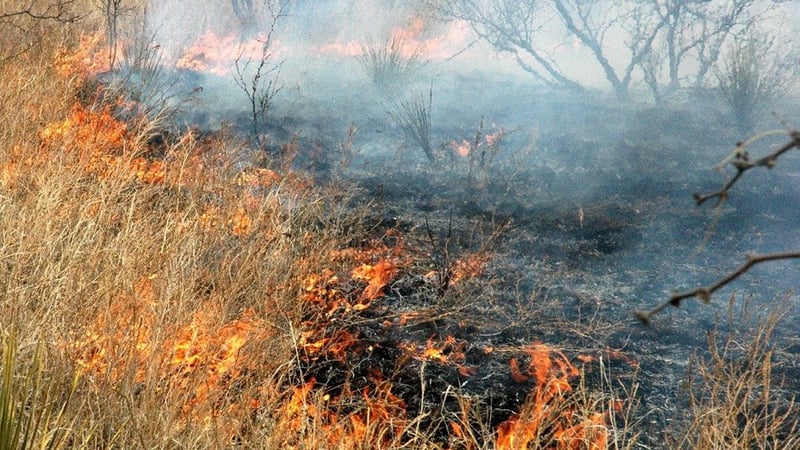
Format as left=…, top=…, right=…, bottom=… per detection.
left=358, top=35, right=427, bottom=92
left=716, top=36, right=795, bottom=134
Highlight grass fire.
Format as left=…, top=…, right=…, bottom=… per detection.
left=2, top=1, right=800, bottom=449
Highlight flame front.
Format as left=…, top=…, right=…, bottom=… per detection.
left=497, top=343, right=610, bottom=450
left=41, top=25, right=624, bottom=449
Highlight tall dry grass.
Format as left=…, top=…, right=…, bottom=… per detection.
left=672, top=294, right=799, bottom=449
left=0, top=2, right=368, bottom=447
left=0, top=9, right=637, bottom=445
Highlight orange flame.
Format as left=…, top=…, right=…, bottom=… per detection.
left=351, top=259, right=397, bottom=304
left=497, top=343, right=607, bottom=450
left=36, top=100, right=177, bottom=186
left=40, top=103, right=127, bottom=157
left=450, top=126, right=506, bottom=159
left=229, top=207, right=253, bottom=236
left=451, top=253, right=490, bottom=285
left=554, top=412, right=609, bottom=450
left=399, top=335, right=476, bottom=377
left=300, top=329, right=360, bottom=362
left=56, top=32, right=115, bottom=78
left=315, top=17, right=471, bottom=61
left=66, top=274, right=157, bottom=382
left=175, top=32, right=275, bottom=76
left=131, top=157, right=166, bottom=184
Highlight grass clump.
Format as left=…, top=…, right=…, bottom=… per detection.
left=387, top=87, right=436, bottom=163
left=0, top=332, right=82, bottom=450
left=674, top=294, right=800, bottom=449
left=358, top=35, right=427, bottom=93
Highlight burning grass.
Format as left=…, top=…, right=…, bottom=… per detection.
left=4, top=2, right=798, bottom=449
left=0, top=18, right=632, bottom=447
left=0, top=23, right=672, bottom=450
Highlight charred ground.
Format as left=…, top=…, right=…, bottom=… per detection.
left=200, top=56, right=800, bottom=446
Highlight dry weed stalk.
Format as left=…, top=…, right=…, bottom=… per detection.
left=234, top=2, right=284, bottom=148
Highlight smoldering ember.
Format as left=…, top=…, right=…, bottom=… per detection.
left=2, top=0, right=800, bottom=448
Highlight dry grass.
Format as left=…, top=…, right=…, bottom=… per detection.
left=673, top=293, right=800, bottom=449
left=0, top=4, right=362, bottom=446
left=0, top=8, right=633, bottom=445
left=1, top=2, right=795, bottom=449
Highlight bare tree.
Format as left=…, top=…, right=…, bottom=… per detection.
left=553, top=0, right=668, bottom=99
left=638, top=0, right=766, bottom=100
left=98, top=0, right=134, bottom=71
left=437, top=0, right=582, bottom=89
left=438, top=0, right=776, bottom=100
left=438, top=0, right=669, bottom=98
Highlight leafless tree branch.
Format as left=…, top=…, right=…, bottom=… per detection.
left=694, top=129, right=800, bottom=206
left=637, top=129, right=800, bottom=324
left=0, top=1, right=78, bottom=23
left=636, top=251, right=800, bottom=324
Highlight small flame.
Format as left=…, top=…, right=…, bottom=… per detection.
left=450, top=253, right=490, bottom=285
left=300, top=329, right=359, bottom=362
left=450, top=139, right=471, bottom=157
left=351, top=259, right=397, bottom=303
left=399, top=335, right=475, bottom=377
left=131, top=157, right=166, bottom=184
left=554, top=412, right=609, bottom=449
left=229, top=207, right=253, bottom=236
left=497, top=343, right=601, bottom=449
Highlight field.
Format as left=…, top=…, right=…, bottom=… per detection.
left=1, top=1, right=800, bottom=449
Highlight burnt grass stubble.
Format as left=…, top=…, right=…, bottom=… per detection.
left=176, top=64, right=800, bottom=445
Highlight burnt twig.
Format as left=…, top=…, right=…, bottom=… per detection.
left=636, top=250, right=800, bottom=325
left=638, top=128, right=800, bottom=324
left=693, top=129, right=800, bottom=206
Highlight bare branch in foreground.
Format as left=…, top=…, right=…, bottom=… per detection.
left=637, top=129, right=800, bottom=324
left=693, top=129, right=800, bottom=206
left=0, top=1, right=78, bottom=23
left=636, top=250, right=800, bottom=325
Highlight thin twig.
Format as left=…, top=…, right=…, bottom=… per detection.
left=636, top=251, right=800, bottom=324
left=638, top=129, right=800, bottom=323
left=0, top=1, right=78, bottom=23
left=694, top=129, right=800, bottom=205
